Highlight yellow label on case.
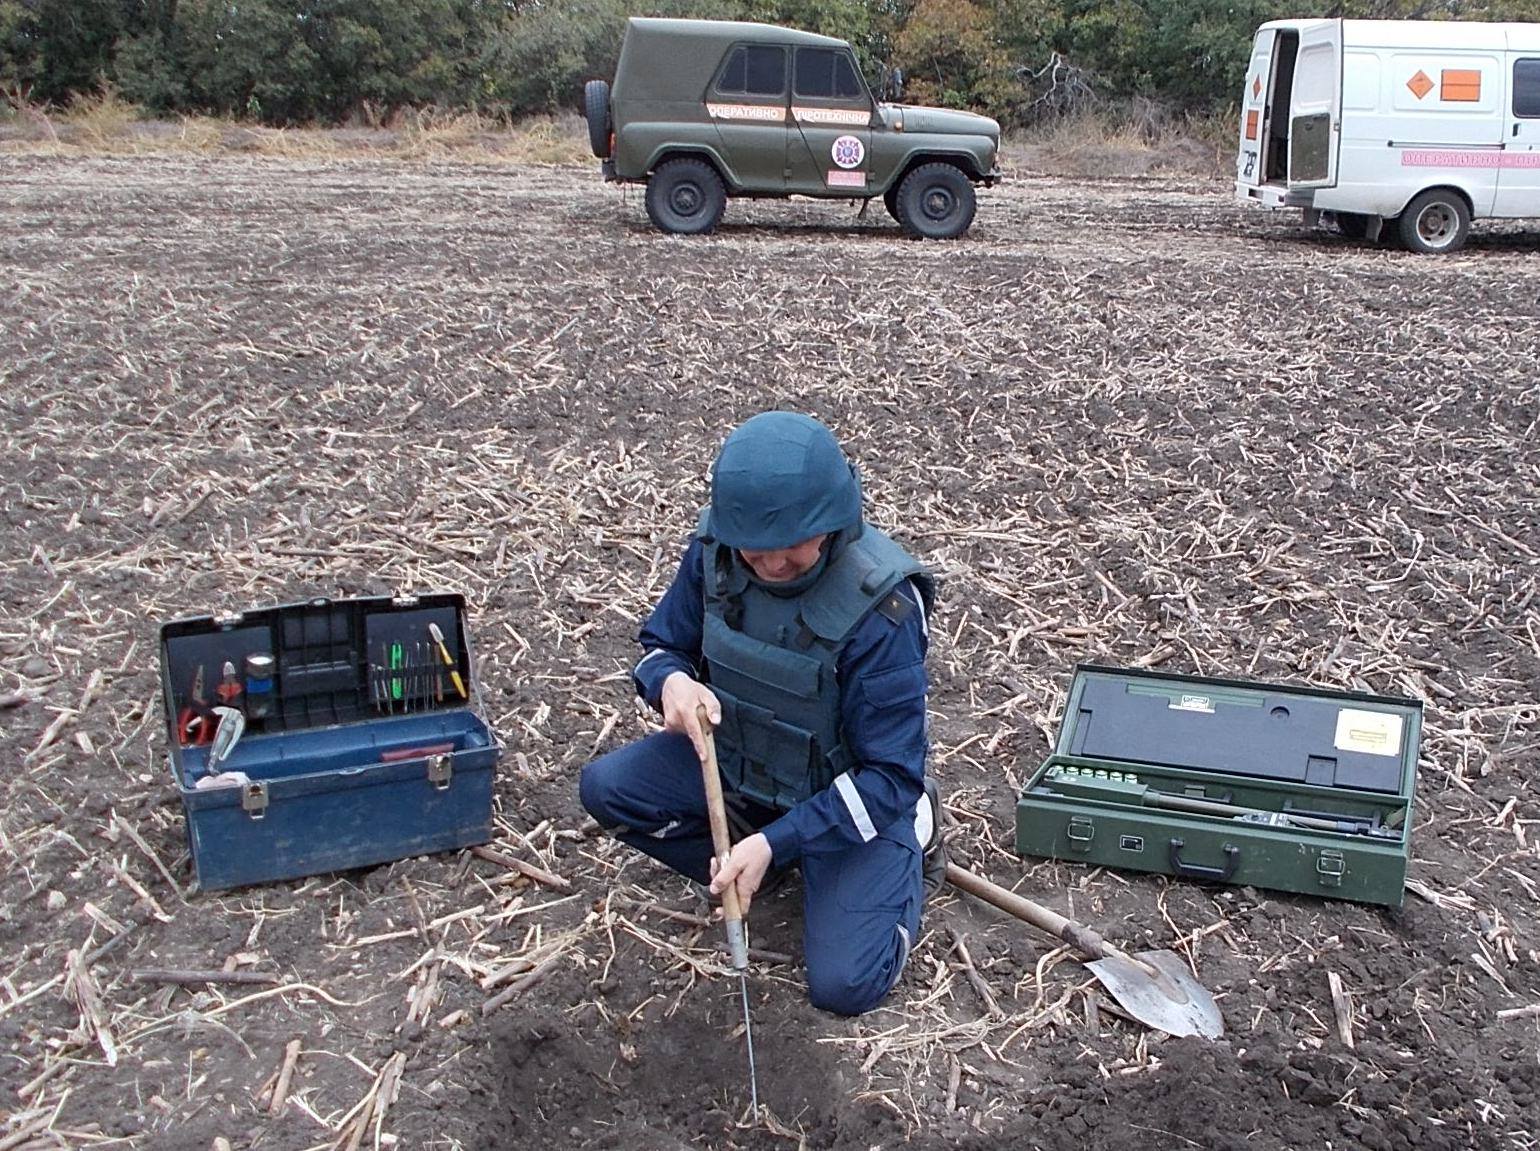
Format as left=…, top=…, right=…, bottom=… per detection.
left=1334, top=709, right=1404, bottom=757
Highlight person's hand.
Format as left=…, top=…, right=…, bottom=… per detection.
left=660, top=671, right=721, bottom=763
left=709, top=832, right=772, bottom=917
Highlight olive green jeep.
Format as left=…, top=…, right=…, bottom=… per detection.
left=583, top=17, right=1001, bottom=239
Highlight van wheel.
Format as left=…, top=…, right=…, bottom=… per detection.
left=645, top=158, right=726, bottom=235
left=584, top=80, right=611, bottom=159
left=1397, top=190, right=1470, bottom=254
left=895, top=163, right=976, bottom=239
left=1332, top=212, right=1370, bottom=240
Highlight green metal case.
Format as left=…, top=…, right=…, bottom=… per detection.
left=1015, top=665, right=1421, bottom=908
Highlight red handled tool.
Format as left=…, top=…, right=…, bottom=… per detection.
left=176, top=664, right=216, bottom=746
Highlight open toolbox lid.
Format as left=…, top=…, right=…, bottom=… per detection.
left=1055, top=664, right=1422, bottom=795
left=158, top=593, right=484, bottom=786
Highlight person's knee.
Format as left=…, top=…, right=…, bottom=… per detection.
left=578, top=757, right=617, bottom=825
left=807, top=962, right=891, bottom=1017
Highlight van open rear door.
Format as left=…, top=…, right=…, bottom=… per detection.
left=1236, top=28, right=1277, bottom=191
left=1288, top=20, right=1343, bottom=187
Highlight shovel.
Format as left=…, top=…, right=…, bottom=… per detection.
left=945, top=862, right=1223, bottom=1039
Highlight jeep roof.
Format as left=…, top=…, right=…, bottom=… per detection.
left=614, top=19, right=849, bottom=104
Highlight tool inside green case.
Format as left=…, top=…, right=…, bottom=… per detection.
left=1032, top=756, right=1408, bottom=841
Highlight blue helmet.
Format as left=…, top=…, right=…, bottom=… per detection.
left=706, top=412, right=862, bottom=551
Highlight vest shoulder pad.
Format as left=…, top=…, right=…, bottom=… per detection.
left=801, top=526, right=931, bottom=642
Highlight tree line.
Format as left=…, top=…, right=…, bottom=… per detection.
left=4, top=0, right=1540, bottom=127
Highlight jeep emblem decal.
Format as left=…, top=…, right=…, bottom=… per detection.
left=831, top=135, right=865, bottom=169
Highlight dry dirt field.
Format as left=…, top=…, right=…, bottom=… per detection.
left=1, top=151, right=1538, bottom=1151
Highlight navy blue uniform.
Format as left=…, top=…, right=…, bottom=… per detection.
left=581, top=536, right=930, bottom=1015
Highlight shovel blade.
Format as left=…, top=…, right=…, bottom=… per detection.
left=1084, top=949, right=1224, bottom=1039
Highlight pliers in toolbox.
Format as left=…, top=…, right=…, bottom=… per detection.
left=176, top=664, right=216, bottom=746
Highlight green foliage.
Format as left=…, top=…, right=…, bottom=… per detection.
left=12, top=0, right=1540, bottom=128
left=1063, top=0, right=1286, bottom=104
left=0, top=1, right=33, bottom=96
left=26, top=0, right=128, bottom=102
left=486, top=0, right=741, bottom=114
left=485, top=0, right=628, bottom=115
left=893, top=0, right=1015, bottom=111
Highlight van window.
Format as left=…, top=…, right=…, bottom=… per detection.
left=1516, top=59, right=1540, bottom=118
left=717, top=46, right=787, bottom=97
left=794, top=48, right=864, bottom=99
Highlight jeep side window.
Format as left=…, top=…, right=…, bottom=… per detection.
left=716, top=45, right=787, bottom=97
left=1516, top=59, right=1540, bottom=118
left=793, top=48, right=864, bottom=100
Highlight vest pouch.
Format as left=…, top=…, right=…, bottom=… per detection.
left=714, top=690, right=826, bottom=810
left=703, top=614, right=822, bottom=702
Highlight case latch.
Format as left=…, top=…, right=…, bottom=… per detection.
left=1067, top=816, right=1094, bottom=851
left=242, top=781, right=269, bottom=819
left=1316, top=849, right=1346, bottom=887
left=427, top=754, right=452, bottom=791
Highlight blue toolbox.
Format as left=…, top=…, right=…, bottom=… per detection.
left=159, top=593, right=499, bottom=892
left=1016, top=665, right=1422, bottom=908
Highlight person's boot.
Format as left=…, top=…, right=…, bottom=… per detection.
left=914, top=776, right=948, bottom=902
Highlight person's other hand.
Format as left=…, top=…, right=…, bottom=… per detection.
left=710, top=832, right=772, bottom=917
left=660, top=671, right=721, bottom=763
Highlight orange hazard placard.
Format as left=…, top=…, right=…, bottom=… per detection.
left=1406, top=70, right=1433, bottom=100
left=1441, top=69, right=1481, bottom=102
left=1245, top=110, right=1259, bottom=140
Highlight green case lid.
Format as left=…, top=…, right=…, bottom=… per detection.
left=1057, top=665, right=1422, bottom=795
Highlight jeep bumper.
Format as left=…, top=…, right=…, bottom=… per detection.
left=980, top=166, right=1001, bottom=187
left=601, top=159, right=618, bottom=183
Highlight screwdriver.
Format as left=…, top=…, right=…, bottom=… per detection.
left=427, top=622, right=468, bottom=700
left=697, top=705, right=760, bottom=1121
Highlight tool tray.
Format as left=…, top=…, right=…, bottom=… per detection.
left=1015, top=665, right=1422, bottom=908
left=159, top=593, right=498, bottom=891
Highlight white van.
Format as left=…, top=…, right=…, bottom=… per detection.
left=1235, top=19, right=1540, bottom=252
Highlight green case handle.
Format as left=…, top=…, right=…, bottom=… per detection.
left=1168, top=838, right=1240, bottom=882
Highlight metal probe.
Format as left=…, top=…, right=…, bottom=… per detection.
left=697, top=706, right=760, bottom=1120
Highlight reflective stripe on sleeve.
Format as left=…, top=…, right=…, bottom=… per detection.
left=908, top=578, right=928, bottom=637
left=834, top=772, right=878, bottom=842
left=635, top=649, right=668, bottom=675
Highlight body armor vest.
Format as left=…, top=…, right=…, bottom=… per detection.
left=698, top=517, right=934, bottom=811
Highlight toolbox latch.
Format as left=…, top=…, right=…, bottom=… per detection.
left=427, top=754, right=453, bottom=791
left=1316, top=849, right=1346, bottom=888
left=242, top=781, right=269, bottom=820
left=1067, top=816, right=1094, bottom=852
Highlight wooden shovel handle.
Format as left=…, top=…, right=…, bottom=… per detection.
left=945, top=861, right=1127, bottom=963
left=697, top=706, right=746, bottom=928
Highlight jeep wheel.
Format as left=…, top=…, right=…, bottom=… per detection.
left=645, top=158, right=726, bottom=236
left=895, top=163, right=976, bottom=240
left=883, top=186, right=900, bottom=223
left=1397, top=189, right=1470, bottom=254
left=584, top=79, right=611, bottom=159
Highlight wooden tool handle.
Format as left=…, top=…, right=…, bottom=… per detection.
left=945, top=861, right=1122, bottom=962
left=697, top=706, right=747, bottom=931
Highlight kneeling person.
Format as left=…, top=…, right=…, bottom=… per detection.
left=580, top=411, right=942, bottom=1016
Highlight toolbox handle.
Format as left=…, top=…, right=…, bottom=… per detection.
left=1167, top=838, right=1239, bottom=883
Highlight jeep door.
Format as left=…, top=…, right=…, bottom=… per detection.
left=706, top=43, right=789, bottom=192
left=787, top=46, right=874, bottom=196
